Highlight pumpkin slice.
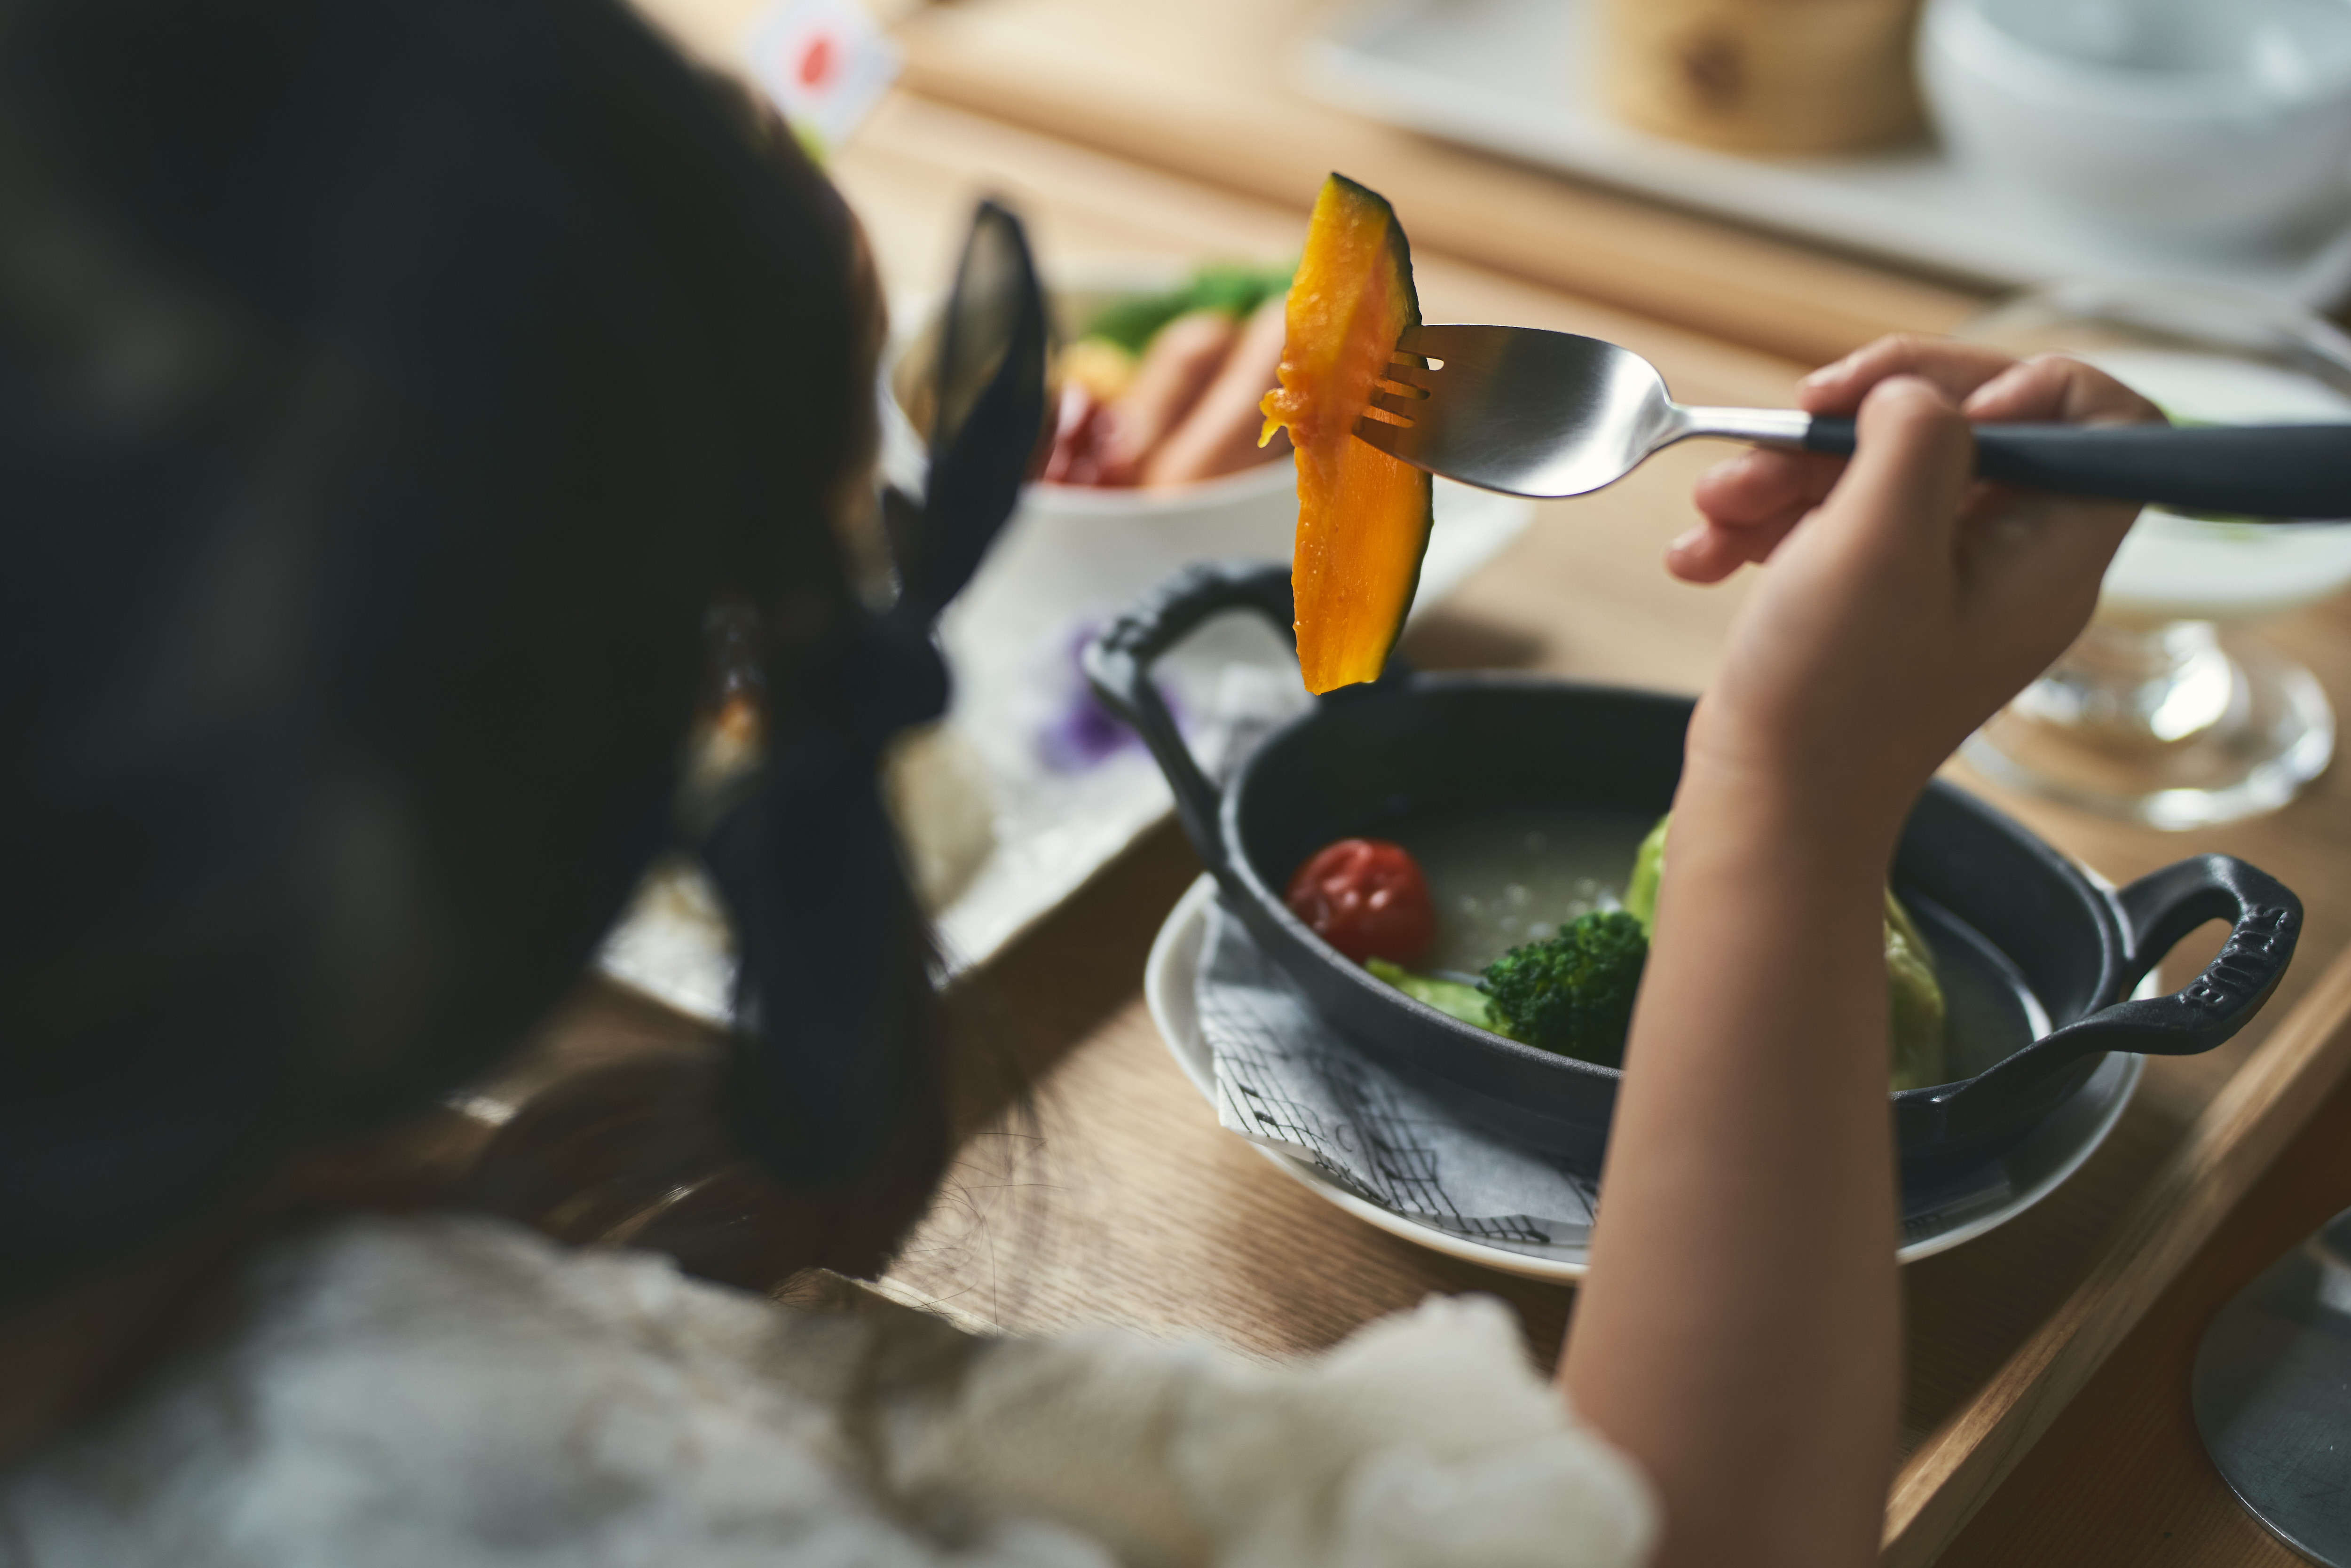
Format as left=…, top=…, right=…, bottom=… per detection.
left=1259, top=174, right=1432, bottom=694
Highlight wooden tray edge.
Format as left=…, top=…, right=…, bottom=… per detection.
left=1881, top=938, right=2351, bottom=1566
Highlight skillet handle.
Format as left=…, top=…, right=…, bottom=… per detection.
left=1081, top=561, right=1298, bottom=879
left=2084, top=856, right=2302, bottom=1055
left=1937, top=856, right=2301, bottom=1130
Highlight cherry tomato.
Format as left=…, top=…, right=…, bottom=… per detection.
left=1284, top=838, right=1436, bottom=964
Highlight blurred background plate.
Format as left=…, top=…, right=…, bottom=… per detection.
left=1297, top=0, right=2351, bottom=309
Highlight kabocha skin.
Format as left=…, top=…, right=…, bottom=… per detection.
left=1260, top=174, right=1434, bottom=694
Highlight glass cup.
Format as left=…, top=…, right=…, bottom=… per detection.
left=1956, top=280, right=2351, bottom=829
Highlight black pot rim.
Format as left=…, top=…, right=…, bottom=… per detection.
left=1215, top=669, right=2131, bottom=1106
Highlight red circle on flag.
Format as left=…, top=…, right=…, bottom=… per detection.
left=798, top=34, right=835, bottom=89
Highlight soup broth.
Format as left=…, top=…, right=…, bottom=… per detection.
left=1389, top=804, right=1656, bottom=976
left=1387, top=804, right=2055, bottom=1090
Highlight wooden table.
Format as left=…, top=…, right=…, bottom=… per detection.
left=608, top=4, right=2351, bottom=1559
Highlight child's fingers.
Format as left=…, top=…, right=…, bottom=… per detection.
left=1679, top=447, right=1838, bottom=582
left=1814, top=376, right=1976, bottom=567
left=1953, top=355, right=2160, bottom=613
left=1691, top=447, right=1842, bottom=526
left=1952, top=499, right=2135, bottom=678
left=1935, top=356, right=2150, bottom=639
left=1962, top=354, right=2166, bottom=427
left=1667, top=504, right=1810, bottom=581
left=1799, top=335, right=2022, bottom=416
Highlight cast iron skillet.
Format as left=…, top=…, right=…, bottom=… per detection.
left=1085, top=562, right=2304, bottom=1183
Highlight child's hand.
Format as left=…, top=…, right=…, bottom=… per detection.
left=1666, top=336, right=2161, bottom=845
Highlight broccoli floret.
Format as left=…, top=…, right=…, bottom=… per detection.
left=1479, top=910, right=1648, bottom=1068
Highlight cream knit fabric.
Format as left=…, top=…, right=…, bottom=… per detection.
left=0, top=1216, right=1654, bottom=1567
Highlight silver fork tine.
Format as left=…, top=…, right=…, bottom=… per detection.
left=1396, top=323, right=1475, bottom=360
left=1361, top=322, right=1798, bottom=498
left=1360, top=322, right=1653, bottom=495
left=1372, top=319, right=2351, bottom=511
left=1351, top=415, right=1409, bottom=459
left=1381, top=358, right=1438, bottom=392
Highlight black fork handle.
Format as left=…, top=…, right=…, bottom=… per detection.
left=1802, top=418, right=2351, bottom=520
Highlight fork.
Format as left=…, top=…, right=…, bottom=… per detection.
left=1354, top=323, right=2351, bottom=520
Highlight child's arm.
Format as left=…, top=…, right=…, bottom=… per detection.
left=1560, top=340, right=2161, bottom=1568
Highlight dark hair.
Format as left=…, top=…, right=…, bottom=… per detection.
left=0, top=0, right=931, bottom=1293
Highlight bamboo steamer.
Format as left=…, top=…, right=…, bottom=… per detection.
left=1602, top=0, right=1926, bottom=155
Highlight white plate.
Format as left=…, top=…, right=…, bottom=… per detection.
left=1296, top=0, right=2351, bottom=308
left=1144, top=874, right=2145, bottom=1280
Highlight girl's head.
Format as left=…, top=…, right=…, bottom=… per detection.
left=0, top=0, right=939, bottom=1308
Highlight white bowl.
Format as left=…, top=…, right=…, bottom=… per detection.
left=880, top=260, right=1303, bottom=680
left=884, top=261, right=1326, bottom=733
left=1918, top=0, right=2351, bottom=250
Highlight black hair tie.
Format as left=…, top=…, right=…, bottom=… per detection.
left=701, top=199, right=1043, bottom=1187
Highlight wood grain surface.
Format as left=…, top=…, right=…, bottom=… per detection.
left=824, top=89, right=2351, bottom=1565
left=1885, top=943, right=2351, bottom=1565
left=1937, top=1025, right=2351, bottom=1568
left=598, top=5, right=2351, bottom=1559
